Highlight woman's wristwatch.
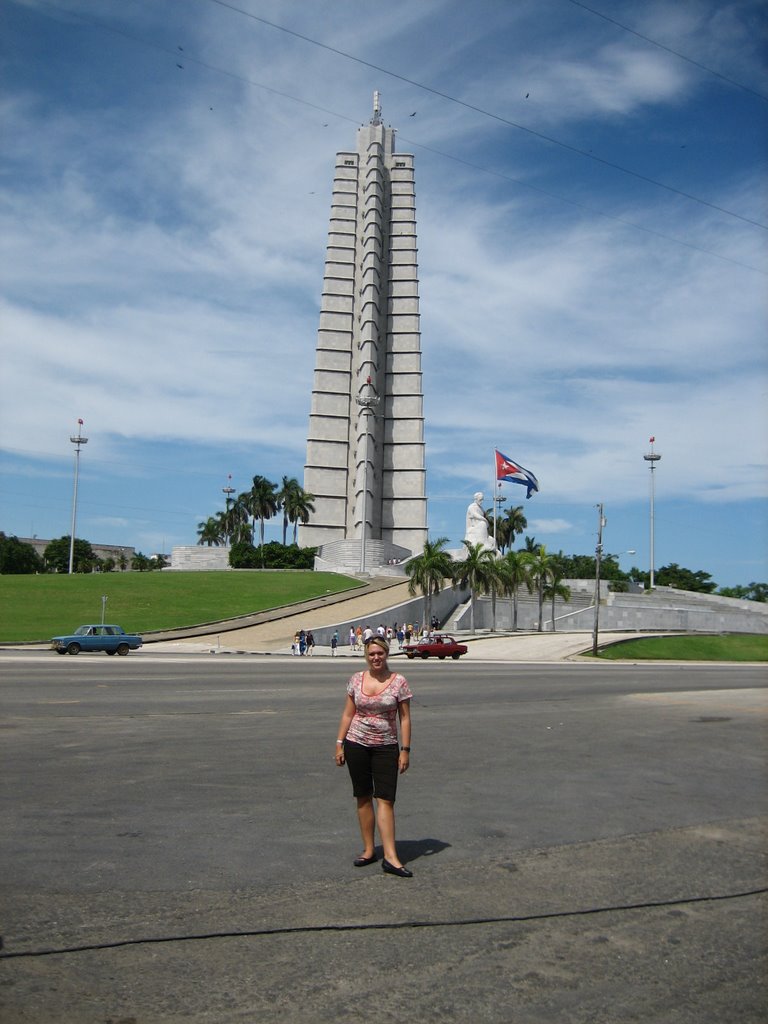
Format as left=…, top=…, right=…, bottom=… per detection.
left=401, top=746, right=411, bottom=752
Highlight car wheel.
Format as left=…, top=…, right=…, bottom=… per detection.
left=67, top=642, right=81, bottom=655
left=116, top=643, right=130, bottom=656
left=451, top=653, right=461, bottom=659
left=55, top=648, right=67, bottom=655
left=438, top=655, right=446, bottom=660
left=406, top=653, right=414, bottom=659
left=106, top=649, right=116, bottom=655
left=421, top=652, right=429, bottom=659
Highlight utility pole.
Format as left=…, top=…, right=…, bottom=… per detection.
left=68, top=419, right=88, bottom=575
left=592, top=503, right=606, bottom=656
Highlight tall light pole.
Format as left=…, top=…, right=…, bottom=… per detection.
left=222, top=474, right=236, bottom=544
left=592, top=502, right=606, bottom=655
left=643, top=437, right=661, bottom=589
left=492, top=481, right=506, bottom=550
left=222, top=476, right=236, bottom=511
left=355, top=376, right=379, bottom=574
left=68, top=418, right=88, bottom=574
left=491, top=483, right=505, bottom=630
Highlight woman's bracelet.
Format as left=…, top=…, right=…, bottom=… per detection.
left=335, top=740, right=344, bottom=746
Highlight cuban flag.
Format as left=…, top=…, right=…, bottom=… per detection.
left=495, top=449, right=539, bottom=499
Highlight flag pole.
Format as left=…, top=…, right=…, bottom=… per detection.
left=491, top=449, right=497, bottom=632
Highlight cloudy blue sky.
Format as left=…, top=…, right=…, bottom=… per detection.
left=1, top=0, right=766, bottom=586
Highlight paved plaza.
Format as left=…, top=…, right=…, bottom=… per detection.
left=0, top=653, right=765, bottom=1022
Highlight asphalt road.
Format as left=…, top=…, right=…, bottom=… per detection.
left=1, top=652, right=766, bottom=1023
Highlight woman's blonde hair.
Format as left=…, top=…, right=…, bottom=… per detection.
left=365, top=636, right=390, bottom=655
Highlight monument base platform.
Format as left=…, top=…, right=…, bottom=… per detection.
left=314, top=539, right=413, bottom=577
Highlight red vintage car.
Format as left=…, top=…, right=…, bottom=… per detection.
left=404, top=634, right=468, bottom=660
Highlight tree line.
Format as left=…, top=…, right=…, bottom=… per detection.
left=196, top=475, right=315, bottom=550
left=406, top=506, right=767, bottom=636
left=0, top=533, right=166, bottom=574
left=407, top=537, right=574, bottom=634
left=484, top=504, right=766, bottom=599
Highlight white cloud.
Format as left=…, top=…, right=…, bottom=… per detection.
left=529, top=518, right=574, bottom=533
left=1, top=0, right=765, bottom=584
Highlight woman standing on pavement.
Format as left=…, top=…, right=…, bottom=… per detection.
left=334, top=636, right=413, bottom=877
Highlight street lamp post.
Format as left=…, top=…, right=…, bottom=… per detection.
left=355, top=376, right=380, bottom=575
left=643, top=437, right=662, bottom=589
left=68, top=419, right=88, bottom=575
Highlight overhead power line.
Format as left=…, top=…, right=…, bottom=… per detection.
left=566, top=0, right=768, bottom=103
left=28, top=2, right=767, bottom=272
left=205, top=0, right=767, bottom=231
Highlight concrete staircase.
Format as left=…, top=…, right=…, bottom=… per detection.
left=313, top=539, right=410, bottom=577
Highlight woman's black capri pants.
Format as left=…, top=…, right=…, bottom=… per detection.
left=344, top=740, right=399, bottom=802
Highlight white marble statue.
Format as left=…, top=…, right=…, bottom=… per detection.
left=464, top=492, right=495, bottom=551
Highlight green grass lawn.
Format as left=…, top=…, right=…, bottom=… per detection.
left=596, top=633, right=768, bottom=661
left=0, top=571, right=361, bottom=642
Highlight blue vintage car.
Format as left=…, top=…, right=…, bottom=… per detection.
left=51, top=624, right=143, bottom=656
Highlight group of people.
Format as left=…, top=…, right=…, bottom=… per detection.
left=293, top=618, right=442, bottom=658
left=346, top=619, right=440, bottom=652
left=291, top=629, right=315, bottom=656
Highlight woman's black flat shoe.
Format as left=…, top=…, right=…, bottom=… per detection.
left=382, top=858, right=413, bottom=878
left=353, top=853, right=378, bottom=867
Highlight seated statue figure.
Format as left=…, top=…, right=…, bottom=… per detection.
left=464, top=492, right=495, bottom=551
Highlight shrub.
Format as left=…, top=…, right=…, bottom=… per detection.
left=229, top=541, right=317, bottom=570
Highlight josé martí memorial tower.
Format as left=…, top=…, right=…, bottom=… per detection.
left=300, top=93, right=428, bottom=574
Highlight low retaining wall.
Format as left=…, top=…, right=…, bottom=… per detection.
left=167, top=546, right=230, bottom=571
left=295, top=586, right=470, bottom=648
left=454, top=584, right=768, bottom=634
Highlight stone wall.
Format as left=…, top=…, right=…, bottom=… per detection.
left=168, top=546, right=230, bottom=571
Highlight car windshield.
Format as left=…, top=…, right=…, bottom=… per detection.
left=73, top=626, right=90, bottom=636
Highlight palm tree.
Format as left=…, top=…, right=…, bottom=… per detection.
left=502, top=505, right=528, bottom=554
left=277, top=476, right=300, bottom=546
left=229, top=501, right=254, bottom=546
left=197, top=516, right=224, bottom=547
left=283, top=480, right=316, bottom=544
left=543, top=570, right=571, bottom=632
left=453, top=541, right=498, bottom=634
left=220, top=497, right=250, bottom=545
left=526, top=544, right=556, bottom=632
left=492, top=511, right=510, bottom=554
left=241, top=476, right=278, bottom=552
left=523, top=534, right=539, bottom=553
left=497, top=549, right=532, bottom=631
left=405, top=537, right=454, bottom=630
